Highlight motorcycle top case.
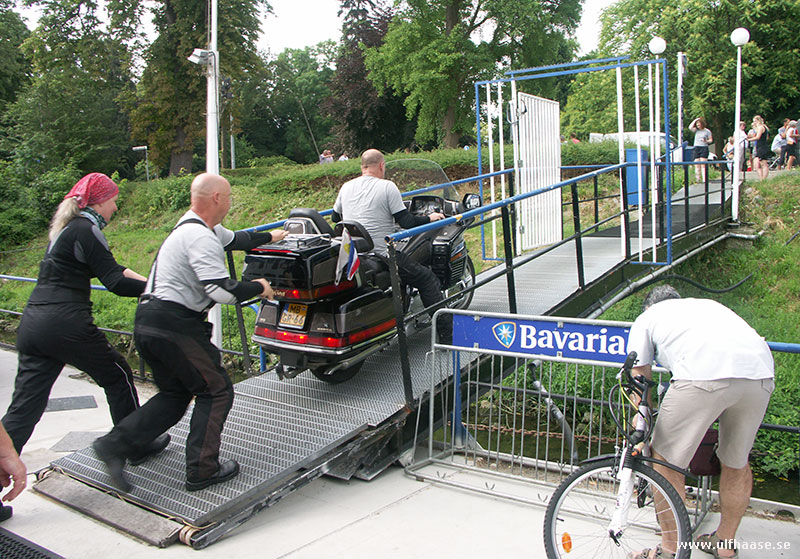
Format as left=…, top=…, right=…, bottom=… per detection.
left=243, top=235, right=353, bottom=300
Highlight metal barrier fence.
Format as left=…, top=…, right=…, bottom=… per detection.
left=408, top=309, right=799, bottom=528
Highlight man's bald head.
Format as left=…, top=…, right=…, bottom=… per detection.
left=361, top=149, right=385, bottom=178
left=190, top=173, right=232, bottom=227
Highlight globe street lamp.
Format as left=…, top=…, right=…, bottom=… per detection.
left=731, top=27, right=749, bottom=222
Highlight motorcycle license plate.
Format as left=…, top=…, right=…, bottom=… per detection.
left=279, top=303, right=308, bottom=329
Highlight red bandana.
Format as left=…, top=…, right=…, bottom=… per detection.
left=64, top=173, right=119, bottom=208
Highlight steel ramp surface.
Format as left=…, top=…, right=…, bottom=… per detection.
left=48, top=328, right=448, bottom=528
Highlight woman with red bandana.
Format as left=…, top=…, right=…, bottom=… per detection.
left=1, top=174, right=169, bottom=518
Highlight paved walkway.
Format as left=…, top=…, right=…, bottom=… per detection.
left=1, top=348, right=798, bottom=558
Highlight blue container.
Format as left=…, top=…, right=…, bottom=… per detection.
left=624, top=148, right=649, bottom=206
left=683, top=145, right=695, bottom=162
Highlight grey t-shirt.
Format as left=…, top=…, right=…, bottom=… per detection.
left=143, top=210, right=236, bottom=312
left=693, top=127, right=712, bottom=147
left=333, top=175, right=406, bottom=255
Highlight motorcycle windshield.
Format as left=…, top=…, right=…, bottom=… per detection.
left=384, top=158, right=459, bottom=202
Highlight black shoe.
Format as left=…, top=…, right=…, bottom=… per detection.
left=0, top=505, right=12, bottom=522
left=185, top=459, right=240, bottom=492
left=93, top=437, right=131, bottom=493
left=129, top=434, right=171, bottom=466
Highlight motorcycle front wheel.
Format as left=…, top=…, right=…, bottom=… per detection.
left=310, top=362, right=363, bottom=384
left=446, top=256, right=475, bottom=311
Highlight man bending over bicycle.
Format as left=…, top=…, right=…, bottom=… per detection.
left=626, top=285, right=774, bottom=559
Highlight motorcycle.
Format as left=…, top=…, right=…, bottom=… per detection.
left=242, top=159, right=481, bottom=383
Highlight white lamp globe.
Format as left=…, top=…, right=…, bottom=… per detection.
left=648, top=36, right=667, bottom=55
left=730, top=27, right=750, bottom=47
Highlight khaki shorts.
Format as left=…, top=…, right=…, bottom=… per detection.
left=651, top=378, right=774, bottom=470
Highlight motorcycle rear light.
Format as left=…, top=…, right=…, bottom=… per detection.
left=254, top=318, right=396, bottom=349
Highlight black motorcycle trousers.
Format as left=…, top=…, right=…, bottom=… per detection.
left=3, top=302, right=140, bottom=453
left=395, top=251, right=452, bottom=341
left=99, top=299, right=234, bottom=481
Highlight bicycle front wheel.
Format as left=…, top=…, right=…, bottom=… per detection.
left=543, top=457, right=692, bottom=559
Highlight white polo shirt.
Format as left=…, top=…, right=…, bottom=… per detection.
left=627, top=298, right=774, bottom=381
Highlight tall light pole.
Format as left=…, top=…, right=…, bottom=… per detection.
left=188, top=0, right=222, bottom=347
left=731, top=27, right=750, bottom=222
left=132, top=146, right=150, bottom=181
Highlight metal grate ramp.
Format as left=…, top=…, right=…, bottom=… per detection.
left=48, top=328, right=449, bottom=528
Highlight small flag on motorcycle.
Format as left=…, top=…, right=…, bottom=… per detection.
left=335, top=227, right=360, bottom=285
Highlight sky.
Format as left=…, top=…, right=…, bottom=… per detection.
left=260, top=0, right=614, bottom=56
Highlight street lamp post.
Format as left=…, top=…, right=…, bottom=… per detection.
left=132, top=146, right=150, bottom=181
left=187, top=0, right=223, bottom=347
left=731, top=27, right=749, bottom=222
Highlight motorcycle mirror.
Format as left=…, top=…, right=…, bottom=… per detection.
left=462, top=193, right=482, bottom=210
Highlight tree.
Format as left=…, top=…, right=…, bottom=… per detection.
left=3, top=0, right=137, bottom=180
left=0, top=3, right=30, bottom=115
left=363, top=0, right=581, bottom=148
left=128, top=0, right=268, bottom=175
left=323, top=0, right=413, bottom=155
left=240, top=43, right=336, bottom=164
left=562, top=0, right=800, bottom=146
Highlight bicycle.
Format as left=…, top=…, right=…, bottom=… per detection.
left=543, top=352, right=692, bottom=559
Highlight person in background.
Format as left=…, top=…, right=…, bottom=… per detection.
left=338, top=153, right=349, bottom=162
left=748, top=115, right=770, bottom=180
left=1, top=174, right=169, bottom=463
left=784, top=120, right=798, bottom=171
left=0, top=423, right=27, bottom=522
left=734, top=121, right=749, bottom=173
left=569, top=132, right=581, bottom=144
left=723, top=136, right=736, bottom=171
left=776, top=118, right=790, bottom=169
left=93, top=173, right=286, bottom=493
left=689, top=117, right=713, bottom=183
left=627, top=285, right=774, bottom=559
left=319, top=150, right=334, bottom=164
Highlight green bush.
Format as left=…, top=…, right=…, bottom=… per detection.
left=561, top=140, right=626, bottom=167
left=246, top=155, right=298, bottom=168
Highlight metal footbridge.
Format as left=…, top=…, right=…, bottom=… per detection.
left=34, top=171, right=736, bottom=548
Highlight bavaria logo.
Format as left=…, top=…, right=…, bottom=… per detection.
left=492, top=321, right=516, bottom=348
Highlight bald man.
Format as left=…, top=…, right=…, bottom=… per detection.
left=94, top=173, right=286, bottom=493
left=332, top=149, right=451, bottom=342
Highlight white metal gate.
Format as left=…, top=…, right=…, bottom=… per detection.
left=512, top=91, right=563, bottom=252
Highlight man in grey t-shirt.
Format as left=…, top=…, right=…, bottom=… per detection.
left=332, top=149, right=451, bottom=341
left=94, top=173, right=286, bottom=493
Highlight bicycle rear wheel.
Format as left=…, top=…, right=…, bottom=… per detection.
left=543, top=457, right=692, bottom=559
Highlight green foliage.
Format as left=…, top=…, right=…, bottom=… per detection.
left=324, top=1, right=415, bottom=155
left=561, top=140, right=629, bottom=167
left=565, top=0, right=800, bottom=147
left=246, top=155, right=298, bottom=168
left=364, top=0, right=581, bottom=148
left=0, top=6, right=30, bottom=133
left=2, top=1, right=136, bottom=179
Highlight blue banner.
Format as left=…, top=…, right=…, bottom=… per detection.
left=452, top=314, right=631, bottom=364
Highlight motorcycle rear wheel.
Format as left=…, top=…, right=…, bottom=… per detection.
left=447, top=256, right=475, bottom=310
left=310, top=362, right=363, bottom=384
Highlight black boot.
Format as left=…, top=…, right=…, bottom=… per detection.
left=93, top=436, right=131, bottom=493
left=185, top=459, right=240, bottom=492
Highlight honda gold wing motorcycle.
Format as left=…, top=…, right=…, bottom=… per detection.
left=242, top=159, right=481, bottom=383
